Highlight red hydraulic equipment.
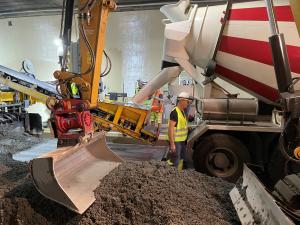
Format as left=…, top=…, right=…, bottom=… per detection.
left=52, top=99, right=93, bottom=141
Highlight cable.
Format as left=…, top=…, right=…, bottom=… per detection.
left=279, top=117, right=300, bottom=164
left=79, top=23, right=95, bottom=76
left=80, top=0, right=91, bottom=11
left=87, top=0, right=96, bottom=10
left=56, top=83, right=66, bottom=98
left=62, top=22, right=95, bottom=81
left=101, top=51, right=109, bottom=76
left=101, top=50, right=112, bottom=77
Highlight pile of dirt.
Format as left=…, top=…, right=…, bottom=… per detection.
left=0, top=155, right=75, bottom=225
left=0, top=158, right=240, bottom=225
left=0, top=124, right=44, bottom=155
left=70, top=161, right=239, bottom=225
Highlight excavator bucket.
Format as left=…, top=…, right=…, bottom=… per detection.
left=29, top=131, right=123, bottom=214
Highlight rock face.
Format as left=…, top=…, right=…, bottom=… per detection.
left=0, top=158, right=240, bottom=225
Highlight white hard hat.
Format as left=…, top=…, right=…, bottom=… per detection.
left=177, top=91, right=191, bottom=99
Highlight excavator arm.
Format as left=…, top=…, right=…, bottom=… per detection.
left=51, top=0, right=156, bottom=144
left=29, top=0, right=157, bottom=214
left=55, top=0, right=112, bottom=106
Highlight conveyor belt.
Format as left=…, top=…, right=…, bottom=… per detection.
left=0, top=65, right=60, bottom=102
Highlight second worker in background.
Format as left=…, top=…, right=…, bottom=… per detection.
left=150, top=89, right=164, bottom=136
left=167, top=92, right=193, bottom=171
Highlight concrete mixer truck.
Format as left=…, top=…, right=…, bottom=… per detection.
left=132, top=0, right=300, bottom=223
left=133, top=0, right=300, bottom=181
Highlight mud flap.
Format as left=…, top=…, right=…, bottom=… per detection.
left=230, top=165, right=294, bottom=225
left=29, top=131, right=123, bottom=214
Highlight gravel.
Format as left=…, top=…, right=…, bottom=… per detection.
left=0, top=124, right=240, bottom=225
left=1, top=158, right=240, bottom=225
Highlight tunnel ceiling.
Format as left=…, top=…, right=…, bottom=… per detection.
left=0, top=0, right=227, bottom=18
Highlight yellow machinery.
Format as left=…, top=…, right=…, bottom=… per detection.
left=93, top=101, right=156, bottom=142
left=0, top=90, right=38, bottom=109
left=0, top=90, right=39, bottom=106
left=29, top=0, right=156, bottom=214
left=0, top=76, right=49, bottom=104
left=0, top=91, right=14, bottom=103
left=0, top=82, right=39, bottom=107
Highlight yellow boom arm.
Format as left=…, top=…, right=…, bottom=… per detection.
left=52, top=0, right=157, bottom=143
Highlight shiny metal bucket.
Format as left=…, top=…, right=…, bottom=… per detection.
left=29, top=131, right=123, bottom=214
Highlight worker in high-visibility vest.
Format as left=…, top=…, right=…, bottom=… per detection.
left=150, top=89, right=164, bottom=135
left=70, top=82, right=80, bottom=98
left=167, top=91, right=192, bottom=171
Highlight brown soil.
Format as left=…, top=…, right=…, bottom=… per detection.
left=1, top=157, right=240, bottom=225
left=0, top=123, right=240, bottom=225
left=70, top=161, right=240, bottom=225
left=0, top=124, right=44, bottom=155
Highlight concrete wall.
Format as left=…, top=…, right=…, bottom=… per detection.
left=0, top=16, right=61, bottom=81
left=0, top=10, right=165, bottom=97
left=0, top=10, right=251, bottom=99
left=104, top=10, right=165, bottom=96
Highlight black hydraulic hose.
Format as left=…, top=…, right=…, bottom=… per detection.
left=87, top=0, right=96, bottom=10
left=101, top=51, right=112, bottom=77
left=279, top=117, right=300, bottom=164
left=61, top=23, right=96, bottom=81
left=79, top=23, right=95, bottom=76
left=80, top=0, right=91, bottom=11
left=195, top=99, right=201, bottom=115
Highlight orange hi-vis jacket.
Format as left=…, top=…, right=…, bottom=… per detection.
left=151, top=90, right=164, bottom=113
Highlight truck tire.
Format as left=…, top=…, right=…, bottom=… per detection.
left=193, top=133, right=250, bottom=182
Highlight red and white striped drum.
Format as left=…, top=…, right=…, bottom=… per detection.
left=188, top=0, right=300, bottom=104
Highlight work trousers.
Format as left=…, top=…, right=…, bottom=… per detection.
left=168, top=141, right=187, bottom=168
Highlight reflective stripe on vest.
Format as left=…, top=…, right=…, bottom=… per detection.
left=168, top=107, right=188, bottom=142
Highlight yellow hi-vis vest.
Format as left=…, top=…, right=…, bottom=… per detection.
left=70, top=83, right=79, bottom=95
left=168, top=107, right=188, bottom=142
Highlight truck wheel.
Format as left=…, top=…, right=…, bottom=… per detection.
left=193, top=133, right=250, bottom=182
